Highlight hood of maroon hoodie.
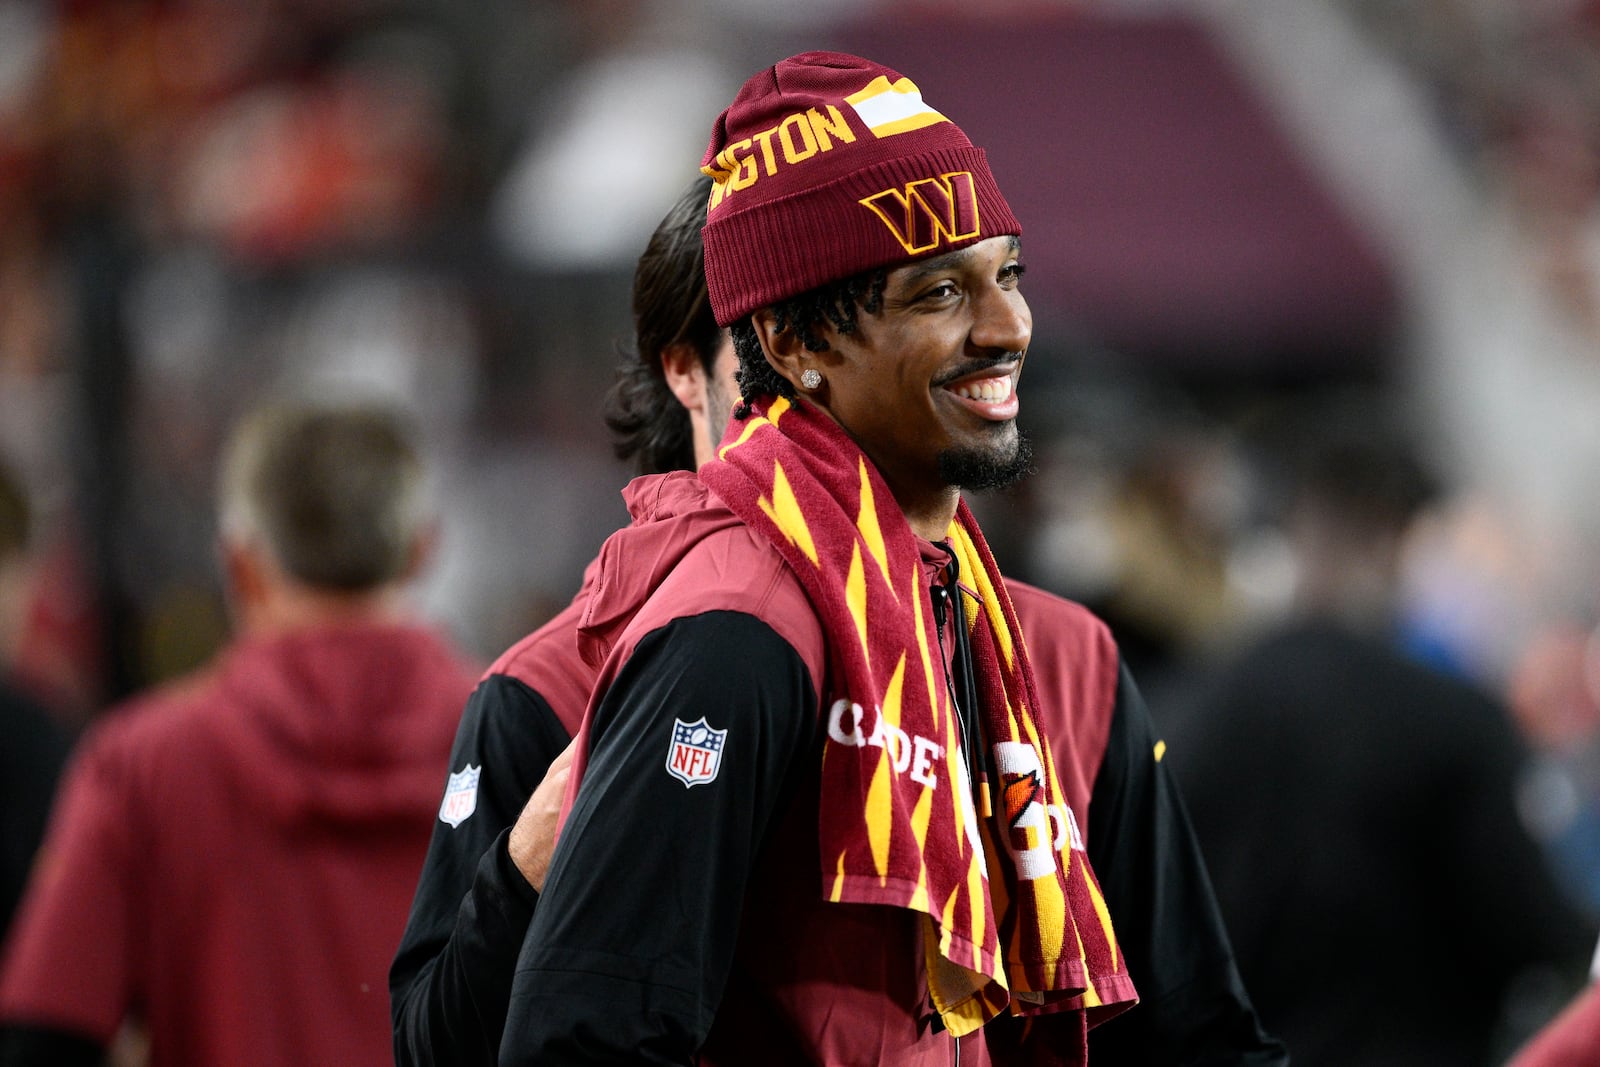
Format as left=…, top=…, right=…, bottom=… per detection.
left=577, top=470, right=742, bottom=668
left=212, top=622, right=479, bottom=827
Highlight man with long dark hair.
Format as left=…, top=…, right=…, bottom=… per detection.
left=390, top=174, right=736, bottom=1067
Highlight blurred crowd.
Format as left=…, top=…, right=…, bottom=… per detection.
left=0, top=0, right=841, bottom=722
left=1343, top=0, right=1600, bottom=344
left=3, top=0, right=1600, bottom=1063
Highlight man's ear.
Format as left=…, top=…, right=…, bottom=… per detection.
left=219, top=535, right=276, bottom=631
left=751, top=309, right=816, bottom=394
left=660, top=341, right=707, bottom=414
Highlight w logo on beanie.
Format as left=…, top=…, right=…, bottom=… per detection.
left=860, top=172, right=981, bottom=255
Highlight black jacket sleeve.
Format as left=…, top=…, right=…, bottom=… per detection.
left=1085, top=663, right=1290, bottom=1066
left=499, top=611, right=819, bottom=1067
left=390, top=674, right=571, bottom=1067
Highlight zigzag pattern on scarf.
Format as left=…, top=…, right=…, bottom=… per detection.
left=702, top=396, right=1136, bottom=1037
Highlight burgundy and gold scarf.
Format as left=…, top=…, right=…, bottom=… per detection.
left=701, top=396, right=1136, bottom=1039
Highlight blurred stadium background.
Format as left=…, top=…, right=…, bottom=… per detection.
left=1, top=0, right=1597, bottom=769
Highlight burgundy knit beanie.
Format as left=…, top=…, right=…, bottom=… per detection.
left=699, top=51, right=1021, bottom=328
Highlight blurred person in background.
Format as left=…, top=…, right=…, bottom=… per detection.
left=0, top=457, right=70, bottom=946
left=1505, top=622, right=1600, bottom=1067
left=0, top=402, right=479, bottom=1067
left=1508, top=620, right=1600, bottom=919
left=389, top=172, right=737, bottom=1067
left=1161, top=404, right=1594, bottom=1066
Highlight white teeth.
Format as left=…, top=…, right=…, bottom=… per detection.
left=949, top=376, right=1013, bottom=403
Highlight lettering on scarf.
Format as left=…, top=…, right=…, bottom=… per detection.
left=827, top=698, right=943, bottom=788
left=995, top=740, right=1082, bottom=879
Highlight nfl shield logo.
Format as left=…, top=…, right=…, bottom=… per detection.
left=666, top=717, right=726, bottom=788
left=438, top=764, right=481, bottom=828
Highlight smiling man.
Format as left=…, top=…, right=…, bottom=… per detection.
left=731, top=232, right=1032, bottom=527
left=498, top=52, right=1285, bottom=1065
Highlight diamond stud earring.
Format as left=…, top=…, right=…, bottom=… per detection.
left=800, top=369, right=822, bottom=390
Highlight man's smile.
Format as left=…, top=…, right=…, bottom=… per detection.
left=937, top=362, right=1020, bottom=421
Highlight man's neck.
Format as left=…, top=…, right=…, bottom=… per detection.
left=899, top=488, right=963, bottom=542
left=238, top=584, right=409, bottom=637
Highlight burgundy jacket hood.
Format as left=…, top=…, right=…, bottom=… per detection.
left=207, top=623, right=477, bottom=827
left=577, top=470, right=741, bottom=668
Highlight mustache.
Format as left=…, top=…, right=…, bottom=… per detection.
left=932, top=353, right=1023, bottom=388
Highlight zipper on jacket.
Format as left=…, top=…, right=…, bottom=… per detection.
left=929, top=550, right=992, bottom=819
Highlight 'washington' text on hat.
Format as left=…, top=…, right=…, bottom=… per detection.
left=704, top=75, right=951, bottom=212
left=705, top=105, right=856, bottom=210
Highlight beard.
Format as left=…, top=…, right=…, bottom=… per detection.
left=938, top=426, right=1033, bottom=492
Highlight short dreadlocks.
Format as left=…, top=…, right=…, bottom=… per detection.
left=729, top=267, right=888, bottom=419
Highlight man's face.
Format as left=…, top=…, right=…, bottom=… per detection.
left=703, top=333, right=739, bottom=458
left=810, top=234, right=1032, bottom=517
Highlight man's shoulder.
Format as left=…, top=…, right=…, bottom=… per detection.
left=654, top=520, right=802, bottom=605
left=66, top=666, right=229, bottom=787
left=1004, top=577, right=1122, bottom=732
left=1005, top=577, right=1115, bottom=651
left=478, top=593, right=594, bottom=737
left=487, top=593, right=587, bottom=681
left=630, top=525, right=826, bottom=678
